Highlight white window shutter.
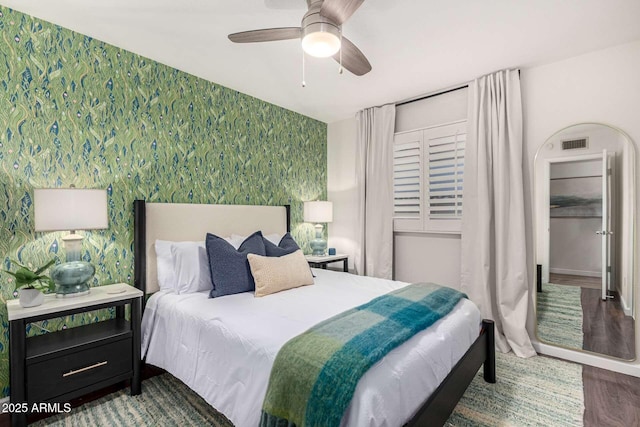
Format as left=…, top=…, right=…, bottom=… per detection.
left=424, top=122, right=466, bottom=232
left=392, top=121, right=466, bottom=234
left=393, top=131, right=423, bottom=231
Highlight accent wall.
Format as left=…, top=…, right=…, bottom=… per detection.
left=0, top=7, right=327, bottom=397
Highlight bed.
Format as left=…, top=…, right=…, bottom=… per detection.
left=133, top=200, right=495, bottom=427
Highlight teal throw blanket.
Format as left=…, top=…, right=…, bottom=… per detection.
left=260, top=282, right=467, bottom=427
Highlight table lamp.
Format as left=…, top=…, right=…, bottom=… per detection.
left=303, top=201, right=333, bottom=256
left=34, top=188, right=108, bottom=297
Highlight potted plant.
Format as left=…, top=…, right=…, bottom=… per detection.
left=4, top=259, right=56, bottom=307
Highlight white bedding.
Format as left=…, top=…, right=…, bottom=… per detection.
left=142, top=268, right=481, bottom=427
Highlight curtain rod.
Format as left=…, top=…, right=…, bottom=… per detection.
left=395, top=84, right=468, bottom=107
left=395, top=69, right=520, bottom=108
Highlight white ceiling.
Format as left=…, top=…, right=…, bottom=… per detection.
left=1, top=0, right=639, bottom=123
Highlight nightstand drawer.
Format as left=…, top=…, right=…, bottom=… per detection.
left=27, top=337, right=132, bottom=402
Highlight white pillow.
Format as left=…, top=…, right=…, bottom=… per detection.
left=231, top=232, right=282, bottom=247
left=227, top=234, right=247, bottom=250
left=170, top=241, right=213, bottom=294
left=155, top=240, right=177, bottom=291
left=264, top=233, right=283, bottom=246
left=155, top=237, right=224, bottom=293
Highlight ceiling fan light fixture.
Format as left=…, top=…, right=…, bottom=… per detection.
left=228, top=0, right=371, bottom=76
left=301, top=22, right=341, bottom=58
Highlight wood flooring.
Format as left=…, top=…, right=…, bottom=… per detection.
left=581, top=288, right=635, bottom=359
left=546, top=273, right=639, bottom=425
left=549, top=273, right=635, bottom=360
left=583, top=365, right=640, bottom=427
left=550, top=272, right=601, bottom=289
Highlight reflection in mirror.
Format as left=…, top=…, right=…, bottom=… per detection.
left=534, top=123, right=636, bottom=360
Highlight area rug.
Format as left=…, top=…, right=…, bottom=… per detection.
left=537, top=282, right=584, bottom=350
left=31, top=374, right=233, bottom=427
left=33, top=352, right=584, bottom=427
left=446, top=352, right=584, bottom=426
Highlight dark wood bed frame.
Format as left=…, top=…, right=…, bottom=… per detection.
left=132, top=200, right=496, bottom=427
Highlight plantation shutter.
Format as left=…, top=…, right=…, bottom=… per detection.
left=393, top=121, right=466, bottom=233
left=425, top=122, right=465, bottom=227
left=393, top=131, right=423, bottom=231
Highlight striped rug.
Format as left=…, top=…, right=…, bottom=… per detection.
left=31, top=374, right=233, bottom=427
left=446, top=352, right=584, bottom=426
left=537, top=283, right=584, bottom=349
left=33, top=352, right=584, bottom=427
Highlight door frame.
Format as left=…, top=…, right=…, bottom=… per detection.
left=540, top=152, right=606, bottom=286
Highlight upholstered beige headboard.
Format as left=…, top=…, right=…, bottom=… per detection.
left=133, top=201, right=289, bottom=295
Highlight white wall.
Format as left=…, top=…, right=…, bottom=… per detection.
left=327, top=117, right=358, bottom=271
left=549, top=217, right=602, bottom=276
left=393, top=88, right=468, bottom=288
left=521, top=40, right=640, bottom=374
left=393, top=232, right=462, bottom=286
left=395, top=87, right=468, bottom=133
left=328, top=39, right=640, bottom=375
left=328, top=89, right=468, bottom=284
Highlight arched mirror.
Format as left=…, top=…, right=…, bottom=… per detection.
left=534, top=123, right=636, bottom=360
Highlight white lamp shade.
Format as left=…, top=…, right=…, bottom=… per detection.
left=303, top=201, right=333, bottom=223
left=34, top=188, right=108, bottom=232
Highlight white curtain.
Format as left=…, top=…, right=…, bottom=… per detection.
left=461, top=70, right=536, bottom=357
left=354, top=104, right=396, bottom=279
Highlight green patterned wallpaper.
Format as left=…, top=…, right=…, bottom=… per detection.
left=0, top=7, right=326, bottom=397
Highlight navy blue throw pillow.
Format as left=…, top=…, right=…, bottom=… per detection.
left=264, top=232, right=300, bottom=257
left=206, top=231, right=266, bottom=298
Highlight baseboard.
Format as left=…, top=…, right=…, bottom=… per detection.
left=549, top=268, right=601, bottom=278
left=619, top=293, right=633, bottom=317
left=533, top=340, right=640, bottom=378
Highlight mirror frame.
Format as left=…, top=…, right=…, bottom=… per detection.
left=533, top=122, right=637, bottom=361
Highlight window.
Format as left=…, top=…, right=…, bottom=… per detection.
left=393, top=131, right=422, bottom=220
left=393, top=120, right=466, bottom=233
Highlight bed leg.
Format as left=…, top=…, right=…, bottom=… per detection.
left=482, top=319, right=496, bottom=383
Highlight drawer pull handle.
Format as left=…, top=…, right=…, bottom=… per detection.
left=63, top=361, right=108, bottom=377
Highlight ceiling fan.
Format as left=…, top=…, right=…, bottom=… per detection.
left=228, top=0, right=372, bottom=76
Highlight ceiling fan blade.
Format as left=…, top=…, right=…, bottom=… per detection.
left=228, top=27, right=301, bottom=43
left=333, top=37, right=371, bottom=76
left=321, top=0, right=365, bottom=25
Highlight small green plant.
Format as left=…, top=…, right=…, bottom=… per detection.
left=4, top=259, right=56, bottom=293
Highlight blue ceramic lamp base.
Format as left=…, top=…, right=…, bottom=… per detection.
left=52, top=234, right=95, bottom=298
left=51, top=261, right=95, bottom=298
left=310, top=223, right=327, bottom=256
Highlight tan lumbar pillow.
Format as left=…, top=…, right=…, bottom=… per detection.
left=248, top=250, right=314, bottom=297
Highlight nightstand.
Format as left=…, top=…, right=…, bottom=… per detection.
left=305, top=254, right=349, bottom=272
left=7, top=284, right=143, bottom=427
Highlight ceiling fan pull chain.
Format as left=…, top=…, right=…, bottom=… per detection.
left=229, top=1, right=371, bottom=78
left=339, top=30, right=344, bottom=74
left=302, top=51, right=306, bottom=87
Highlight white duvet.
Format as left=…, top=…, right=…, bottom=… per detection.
left=142, top=268, right=481, bottom=427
